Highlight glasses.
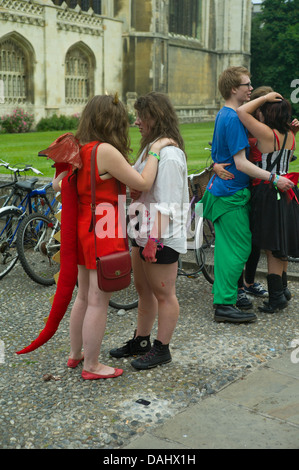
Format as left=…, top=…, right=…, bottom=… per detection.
left=238, top=82, right=252, bottom=88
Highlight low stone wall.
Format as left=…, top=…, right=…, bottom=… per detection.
left=176, top=106, right=217, bottom=124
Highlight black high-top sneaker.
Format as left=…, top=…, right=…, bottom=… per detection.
left=109, top=330, right=151, bottom=358
left=131, top=339, right=172, bottom=370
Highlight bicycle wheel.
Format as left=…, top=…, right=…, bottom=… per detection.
left=16, top=212, right=60, bottom=286
left=108, top=236, right=139, bottom=310
left=196, top=218, right=215, bottom=284
left=109, top=270, right=139, bottom=310
left=0, top=207, right=22, bottom=279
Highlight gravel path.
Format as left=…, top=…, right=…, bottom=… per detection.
left=0, top=260, right=298, bottom=449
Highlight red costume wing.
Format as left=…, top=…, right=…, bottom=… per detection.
left=38, top=133, right=82, bottom=170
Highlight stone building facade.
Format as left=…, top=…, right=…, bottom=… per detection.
left=0, top=0, right=252, bottom=124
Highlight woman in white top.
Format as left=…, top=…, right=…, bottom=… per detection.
left=110, top=92, right=189, bottom=369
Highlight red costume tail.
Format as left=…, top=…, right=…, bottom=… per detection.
left=16, top=172, right=78, bottom=355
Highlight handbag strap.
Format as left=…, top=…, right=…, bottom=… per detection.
left=89, top=143, right=100, bottom=235
left=268, top=132, right=288, bottom=173
left=89, top=143, right=128, bottom=260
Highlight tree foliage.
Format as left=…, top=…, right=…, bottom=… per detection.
left=251, top=0, right=299, bottom=116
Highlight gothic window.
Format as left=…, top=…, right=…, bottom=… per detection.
left=53, top=0, right=102, bottom=14
left=169, top=0, right=201, bottom=39
left=0, top=38, right=30, bottom=104
left=65, top=46, right=94, bottom=104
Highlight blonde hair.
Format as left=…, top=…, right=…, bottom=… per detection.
left=75, top=94, right=131, bottom=161
left=218, top=66, right=251, bottom=100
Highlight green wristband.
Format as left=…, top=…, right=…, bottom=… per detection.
left=273, top=174, right=280, bottom=186
left=148, top=151, right=160, bottom=161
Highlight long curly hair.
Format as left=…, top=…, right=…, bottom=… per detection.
left=75, top=94, right=132, bottom=161
left=134, top=92, right=186, bottom=159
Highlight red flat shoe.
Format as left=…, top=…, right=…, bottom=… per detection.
left=81, top=368, right=123, bottom=380
left=67, top=357, right=84, bottom=368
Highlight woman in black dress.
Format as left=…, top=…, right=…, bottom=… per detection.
left=237, top=92, right=299, bottom=313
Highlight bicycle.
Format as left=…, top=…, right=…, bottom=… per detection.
left=108, top=162, right=216, bottom=310
left=181, top=165, right=215, bottom=284
left=0, top=160, right=58, bottom=214
left=16, top=211, right=61, bottom=286
left=0, top=162, right=59, bottom=281
left=0, top=159, right=43, bottom=208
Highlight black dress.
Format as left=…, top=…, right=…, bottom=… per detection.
left=250, top=133, right=299, bottom=259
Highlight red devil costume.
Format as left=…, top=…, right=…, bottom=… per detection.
left=16, top=134, right=81, bottom=355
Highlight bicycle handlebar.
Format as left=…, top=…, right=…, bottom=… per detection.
left=0, top=159, right=43, bottom=175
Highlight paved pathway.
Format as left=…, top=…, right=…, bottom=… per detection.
left=0, top=254, right=298, bottom=451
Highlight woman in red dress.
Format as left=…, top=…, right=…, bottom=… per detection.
left=53, top=94, right=174, bottom=380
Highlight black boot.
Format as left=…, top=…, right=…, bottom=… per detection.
left=131, top=339, right=172, bottom=370
left=282, top=271, right=292, bottom=301
left=214, top=304, right=257, bottom=323
left=258, top=274, right=287, bottom=313
left=109, top=330, right=151, bottom=358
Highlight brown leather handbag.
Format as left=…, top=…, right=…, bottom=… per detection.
left=89, top=143, right=132, bottom=292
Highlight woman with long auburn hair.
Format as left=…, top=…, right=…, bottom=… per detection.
left=51, top=93, right=175, bottom=380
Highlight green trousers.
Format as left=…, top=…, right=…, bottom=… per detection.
left=200, top=188, right=252, bottom=305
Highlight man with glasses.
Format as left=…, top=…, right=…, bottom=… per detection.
left=200, top=66, right=261, bottom=323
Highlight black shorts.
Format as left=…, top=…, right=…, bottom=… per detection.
left=131, top=239, right=179, bottom=265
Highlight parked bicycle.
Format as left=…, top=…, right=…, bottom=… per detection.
left=182, top=165, right=215, bottom=284
left=0, top=161, right=60, bottom=282
left=0, top=160, right=57, bottom=213
left=16, top=211, right=61, bottom=286
left=0, top=159, right=41, bottom=207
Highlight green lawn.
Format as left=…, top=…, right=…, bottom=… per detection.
left=0, top=122, right=298, bottom=178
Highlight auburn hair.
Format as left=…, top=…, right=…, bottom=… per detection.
left=75, top=94, right=132, bottom=161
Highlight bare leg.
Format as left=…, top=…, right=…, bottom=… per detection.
left=69, top=265, right=88, bottom=360
left=82, top=270, right=114, bottom=375
left=69, top=266, right=115, bottom=376
left=141, top=261, right=179, bottom=345
left=132, top=247, right=158, bottom=337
